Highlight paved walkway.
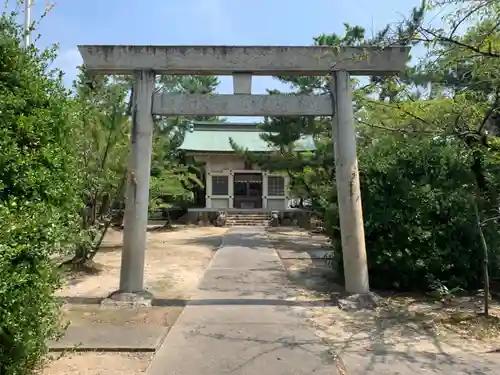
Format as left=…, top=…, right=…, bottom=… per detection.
left=147, top=227, right=500, bottom=375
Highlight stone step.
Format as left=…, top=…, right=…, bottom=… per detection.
left=226, top=216, right=269, bottom=220
left=226, top=219, right=269, bottom=223
left=227, top=221, right=269, bottom=225
left=227, top=223, right=269, bottom=226
left=225, top=213, right=270, bottom=227
left=227, top=222, right=268, bottom=225
left=227, top=221, right=268, bottom=223
left=227, top=217, right=268, bottom=219
left=227, top=219, right=268, bottom=223
left=226, top=215, right=269, bottom=219
left=227, top=217, right=268, bottom=220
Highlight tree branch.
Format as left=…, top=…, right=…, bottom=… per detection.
left=357, top=119, right=439, bottom=134
left=420, top=27, right=500, bottom=58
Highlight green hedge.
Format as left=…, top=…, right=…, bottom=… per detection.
left=0, top=15, right=80, bottom=374
left=325, top=135, right=500, bottom=291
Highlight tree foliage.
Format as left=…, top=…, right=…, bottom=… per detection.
left=0, top=4, right=222, bottom=371
left=237, top=1, right=500, bottom=295
left=0, top=13, right=80, bottom=374
left=64, top=69, right=131, bottom=263
left=8, top=0, right=500, bottom=371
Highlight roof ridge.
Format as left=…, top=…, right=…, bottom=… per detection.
left=191, top=122, right=261, bottom=132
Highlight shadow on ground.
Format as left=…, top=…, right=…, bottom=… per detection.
left=59, top=296, right=331, bottom=307
left=166, top=234, right=223, bottom=251
left=266, top=227, right=341, bottom=297
left=265, top=226, right=500, bottom=373
left=56, top=226, right=500, bottom=373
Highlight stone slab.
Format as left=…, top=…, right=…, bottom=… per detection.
left=147, top=227, right=337, bottom=374
left=146, top=226, right=500, bottom=374
left=197, top=269, right=293, bottom=299
left=147, top=322, right=337, bottom=375
left=208, top=246, right=283, bottom=270
left=78, top=45, right=410, bottom=75
left=221, top=227, right=269, bottom=246
left=153, top=94, right=333, bottom=116
left=176, top=303, right=315, bottom=325
left=48, top=324, right=169, bottom=352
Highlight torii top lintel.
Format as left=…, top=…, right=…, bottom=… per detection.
left=77, top=45, right=410, bottom=76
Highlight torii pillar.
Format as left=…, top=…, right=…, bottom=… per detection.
left=78, top=45, right=409, bottom=303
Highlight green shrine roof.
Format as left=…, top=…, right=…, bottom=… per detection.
left=178, top=122, right=316, bottom=153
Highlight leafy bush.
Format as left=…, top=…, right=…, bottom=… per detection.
left=329, top=134, right=500, bottom=292
left=0, top=14, right=80, bottom=374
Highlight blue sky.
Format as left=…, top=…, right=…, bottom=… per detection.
left=8, top=0, right=443, bottom=121
left=8, top=0, right=432, bottom=89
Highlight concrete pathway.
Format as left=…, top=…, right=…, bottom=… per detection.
left=147, top=227, right=500, bottom=375
left=48, top=324, right=168, bottom=352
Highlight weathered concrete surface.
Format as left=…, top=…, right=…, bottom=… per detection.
left=332, top=70, right=369, bottom=294
left=232, top=73, right=252, bottom=94
left=119, top=70, right=156, bottom=294
left=341, top=351, right=500, bottom=374
left=276, top=248, right=329, bottom=259
left=146, top=228, right=500, bottom=375
left=77, top=45, right=410, bottom=75
left=48, top=324, right=169, bottom=352
left=147, top=227, right=336, bottom=374
left=152, top=93, right=332, bottom=116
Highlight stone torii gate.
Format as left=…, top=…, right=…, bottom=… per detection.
left=78, top=45, right=409, bottom=303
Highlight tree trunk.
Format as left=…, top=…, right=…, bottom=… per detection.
left=473, top=193, right=490, bottom=317
left=470, top=149, right=491, bottom=317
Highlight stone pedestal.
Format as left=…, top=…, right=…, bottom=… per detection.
left=101, top=290, right=154, bottom=308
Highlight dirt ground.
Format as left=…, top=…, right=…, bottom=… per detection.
left=41, top=353, right=153, bottom=375
left=267, top=227, right=500, bottom=356
left=41, top=225, right=227, bottom=375
left=59, top=225, right=227, bottom=299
